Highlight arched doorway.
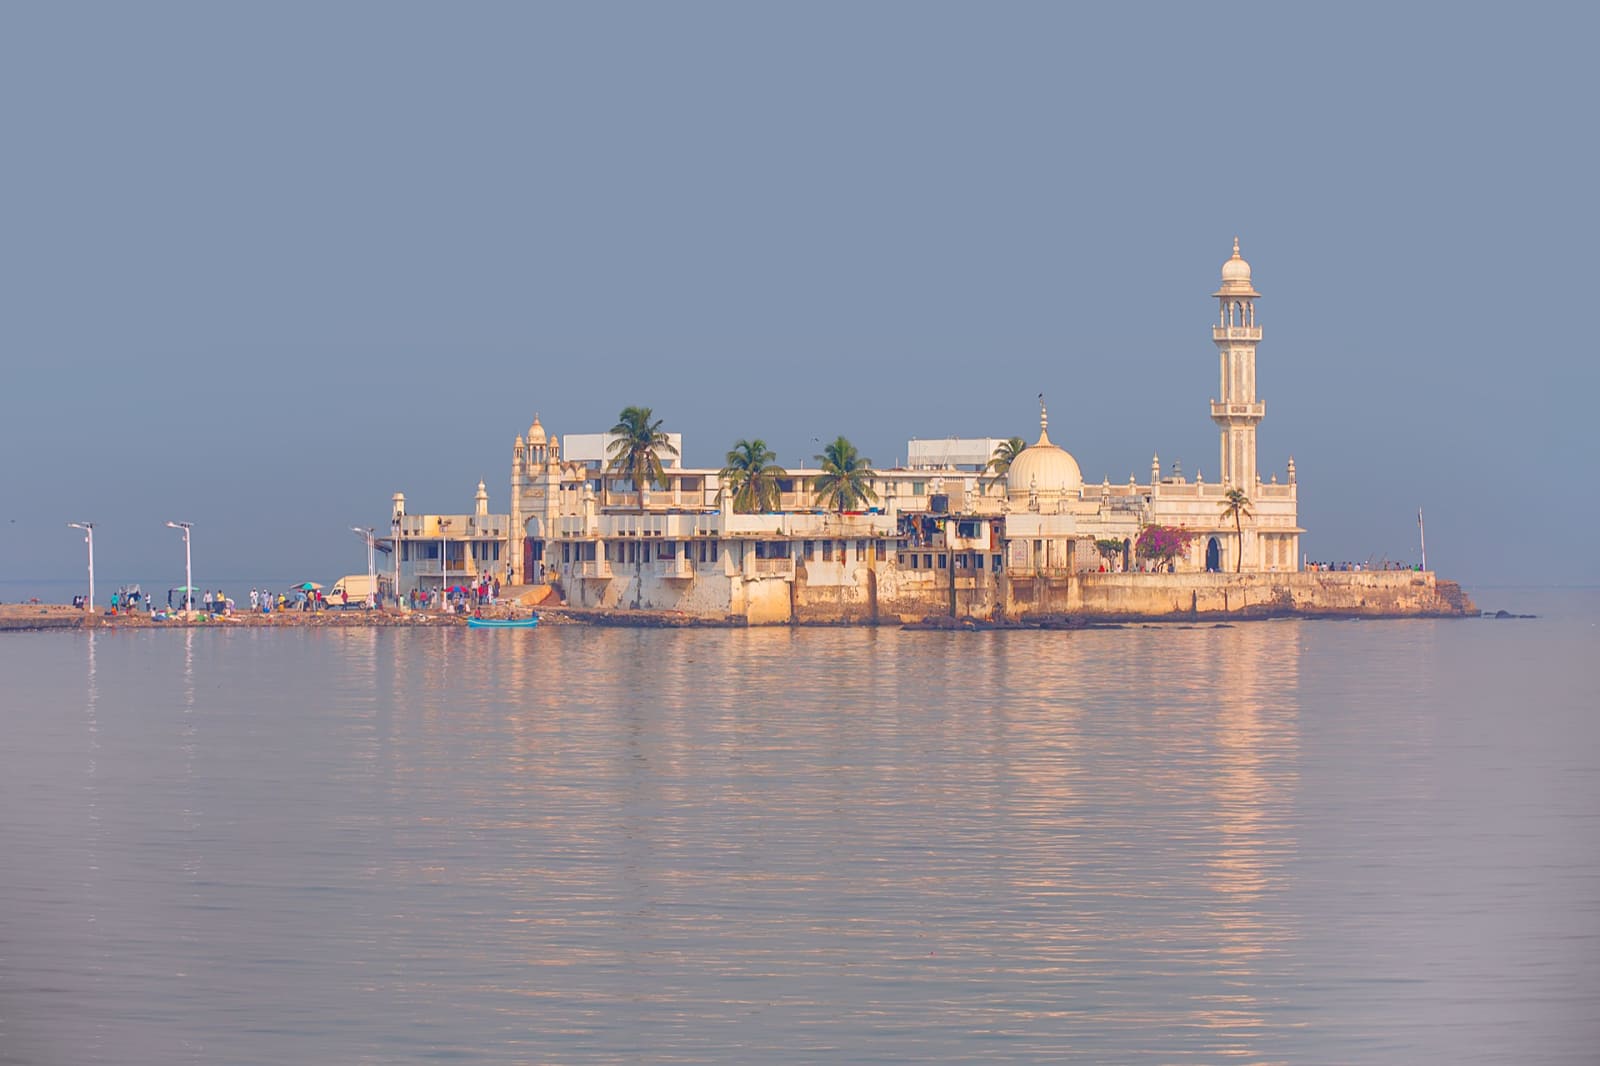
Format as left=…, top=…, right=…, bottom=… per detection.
left=523, top=516, right=547, bottom=584
left=1206, top=537, right=1221, bottom=572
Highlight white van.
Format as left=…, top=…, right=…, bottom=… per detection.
left=328, top=574, right=378, bottom=608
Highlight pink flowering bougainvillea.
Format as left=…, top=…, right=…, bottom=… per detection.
left=1133, top=525, right=1197, bottom=570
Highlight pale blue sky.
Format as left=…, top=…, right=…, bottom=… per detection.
left=3, top=2, right=1595, bottom=590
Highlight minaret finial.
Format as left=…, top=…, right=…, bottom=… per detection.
left=1232, top=236, right=1240, bottom=256
left=1038, top=392, right=1048, bottom=434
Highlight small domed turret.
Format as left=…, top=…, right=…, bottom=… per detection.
left=1213, top=236, right=1260, bottom=297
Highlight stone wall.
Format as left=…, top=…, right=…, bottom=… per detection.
left=574, top=560, right=1473, bottom=624
left=789, top=568, right=1472, bottom=623
left=1006, top=571, right=1473, bottom=620
left=791, top=560, right=1007, bottom=624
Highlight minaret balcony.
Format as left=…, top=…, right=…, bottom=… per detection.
left=1213, top=326, right=1262, bottom=342
left=1210, top=400, right=1265, bottom=420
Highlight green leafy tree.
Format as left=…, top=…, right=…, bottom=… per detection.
left=607, top=406, right=679, bottom=607
left=811, top=436, right=878, bottom=514
left=982, top=436, right=1028, bottom=491
left=1134, top=525, right=1197, bottom=572
left=719, top=439, right=787, bottom=514
left=1095, top=538, right=1124, bottom=570
left=1219, top=488, right=1254, bottom=573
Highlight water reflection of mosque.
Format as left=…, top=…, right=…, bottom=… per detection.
left=964, top=623, right=1303, bottom=1056
left=367, top=624, right=1304, bottom=1055
left=1197, top=622, right=1301, bottom=1051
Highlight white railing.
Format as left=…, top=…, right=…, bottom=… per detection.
left=783, top=513, right=896, bottom=537
left=716, top=513, right=786, bottom=536
left=599, top=512, right=724, bottom=539
left=395, top=515, right=508, bottom=538
left=655, top=556, right=693, bottom=579
left=558, top=516, right=601, bottom=538
left=745, top=557, right=795, bottom=579
left=575, top=559, right=613, bottom=579
left=397, top=515, right=470, bottom=536
left=412, top=562, right=478, bottom=579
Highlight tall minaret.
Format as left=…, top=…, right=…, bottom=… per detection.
left=1211, top=237, right=1264, bottom=488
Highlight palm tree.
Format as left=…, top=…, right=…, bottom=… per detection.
left=1220, top=487, right=1254, bottom=573
left=607, top=406, right=679, bottom=607
left=719, top=439, right=787, bottom=514
left=982, top=436, right=1027, bottom=492
left=811, top=436, right=878, bottom=514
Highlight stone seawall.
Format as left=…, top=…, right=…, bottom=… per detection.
left=1005, top=571, right=1474, bottom=621
left=4, top=572, right=1475, bottom=632
left=788, top=570, right=1473, bottom=624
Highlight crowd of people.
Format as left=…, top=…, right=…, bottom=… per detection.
left=407, top=575, right=502, bottom=614
left=1305, top=561, right=1422, bottom=572
left=60, top=578, right=523, bottom=617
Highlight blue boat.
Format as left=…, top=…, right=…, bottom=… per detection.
left=467, top=615, right=540, bottom=629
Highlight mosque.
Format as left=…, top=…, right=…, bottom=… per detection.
left=384, top=242, right=1464, bottom=621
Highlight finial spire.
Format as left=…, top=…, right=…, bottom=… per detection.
left=1232, top=236, right=1240, bottom=256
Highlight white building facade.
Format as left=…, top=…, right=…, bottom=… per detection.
left=387, top=482, right=511, bottom=596
left=396, top=242, right=1302, bottom=614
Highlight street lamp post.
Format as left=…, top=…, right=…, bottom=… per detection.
left=438, top=518, right=452, bottom=608
left=391, top=513, right=403, bottom=610
left=67, top=522, right=94, bottom=612
left=350, top=526, right=377, bottom=608
left=1420, top=505, right=1433, bottom=573
left=166, top=521, right=192, bottom=614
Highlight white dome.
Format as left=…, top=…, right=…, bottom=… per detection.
left=1008, top=409, right=1083, bottom=505
left=1213, top=237, right=1260, bottom=297
left=527, top=414, right=547, bottom=445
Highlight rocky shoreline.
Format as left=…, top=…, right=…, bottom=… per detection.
left=1, top=599, right=1514, bottom=634
left=0, top=604, right=523, bottom=633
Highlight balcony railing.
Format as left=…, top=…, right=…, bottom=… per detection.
left=655, top=557, right=693, bottom=580
left=745, top=556, right=795, bottom=579
left=411, top=563, right=479, bottom=579
left=1212, top=326, right=1262, bottom=341
left=557, top=516, right=602, bottom=538
left=575, top=559, right=613, bottom=579
left=1210, top=401, right=1266, bottom=420
left=597, top=513, right=725, bottom=539
left=395, top=515, right=509, bottom=538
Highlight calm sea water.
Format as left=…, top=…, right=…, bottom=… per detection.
left=2, top=589, right=1596, bottom=1064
